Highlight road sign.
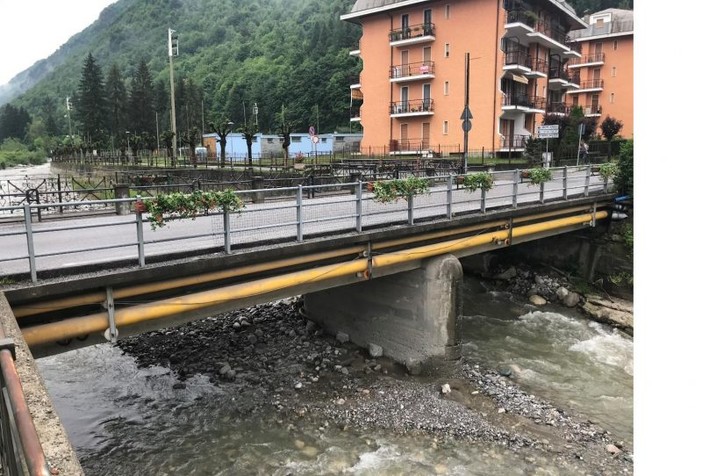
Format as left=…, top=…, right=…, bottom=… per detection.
left=312, top=135, right=319, bottom=144
left=538, top=125, right=559, bottom=139
left=460, top=106, right=473, bottom=121
left=308, top=126, right=316, bottom=136
left=462, top=120, right=472, bottom=133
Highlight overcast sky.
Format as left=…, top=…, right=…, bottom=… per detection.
left=0, top=0, right=117, bottom=85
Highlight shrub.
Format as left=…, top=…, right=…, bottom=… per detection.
left=461, top=172, right=494, bottom=192
left=598, top=162, right=619, bottom=181
left=371, top=176, right=429, bottom=203
left=527, top=167, right=552, bottom=185
left=141, top=189, right=244, bottom=230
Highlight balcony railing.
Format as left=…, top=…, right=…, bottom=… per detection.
left=504, top=49, right=530, bottom=68
left=502, top=94, right=546, bottom=110
left=350, top=105, right=361, bottom=120
left=389, top=99, right=434, bottom=115
left=579, top=78, right=604, bottom=89
left=546, top=102, right=572, bottom=115
left=583, top=104, right=602, bottom=115
left=549, top=66, right=570, bottom=81
left=389, top=61, right=435, bottom=80
left=569, top=53, right=605, bottom=66
left=527, top=57, right=549, bottom=75
left=505, top=10, right=538, bottom=28
left=388, top=138, right=433, bottom=152
left=389, top=22, right=435, bottom=42
left=500, top=134, right=530, bottom=149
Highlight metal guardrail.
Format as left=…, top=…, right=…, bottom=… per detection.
left=0, top=166, right=612, bottom=283
left=0, top=326, right=51, bottom=476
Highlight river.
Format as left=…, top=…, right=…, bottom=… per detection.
left=35, top=276, right=633, bottom=475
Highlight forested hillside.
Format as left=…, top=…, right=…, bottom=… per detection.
left=7, top=0, right=360, bottom=140
left=1, top=0, right=632, bottom=156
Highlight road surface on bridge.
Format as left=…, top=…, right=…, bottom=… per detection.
left=0, top=169, right=606, bottom=277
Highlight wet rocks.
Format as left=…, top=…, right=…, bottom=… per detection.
left=116, top=296, right=632, bottom=476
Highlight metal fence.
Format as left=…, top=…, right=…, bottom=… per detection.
left=0, top=324, right=51, bottom=476
left=0, top=166, right=613, bottom=283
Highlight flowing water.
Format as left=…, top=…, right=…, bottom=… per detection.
left=35, top=277, right=633, bottom=475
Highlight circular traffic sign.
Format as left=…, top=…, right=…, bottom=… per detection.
left=462, top=120, right=472, bottom=133
left=312, top=135, right=319, bottom=144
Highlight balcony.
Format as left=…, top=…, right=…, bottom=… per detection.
left=504, top=10, right=572, bottom=55
left=500, top=134, right=530, bottom=150
left=570, top=78, right=603, bottom=93
left=525, top=57, right=548, bottom=78
left=548, top=67, right=580, bottom=90
left=389, top=138, right=433, bottom=153
left=502, top=94, right=546, bottom=113
left=503, top=49, right=531, bottom=73
left=350, top=105, right=361, bottom=122
left=389, top=22, right=436, bottom=46
left=583, top=104, right=602, bottom=117
left=567, top=53, right=605, bottom=68
left=389, top=61, right=435, bottom=83
left=546, top=102, right=572, bottom=116
left=389, top=98, right=434, bottom=117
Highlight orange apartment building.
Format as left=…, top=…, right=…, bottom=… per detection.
left=341, top=0, right=589, bottom=157
left=565, top=8, right=634, bottom=139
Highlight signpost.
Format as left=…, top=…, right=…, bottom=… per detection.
left=461, top=105, right=472, bottom=173
left=537, top=125, right=559, bottom=168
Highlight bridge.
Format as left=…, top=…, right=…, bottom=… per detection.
left=0, top=165, right=618, bottom=475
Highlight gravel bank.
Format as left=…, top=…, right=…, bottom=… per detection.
left=116, top=297, right=633, bottom=475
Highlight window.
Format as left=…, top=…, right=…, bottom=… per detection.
left=611, top=66, right=617, bottom=77
left=609, top=92, right=615, bottom=104
left=613, top=40, right=618, bottom=50
left=292, top=136, right=301, bottom=143
left=443, top=121, right=449, bottom=135
left=267, top=138, right=274, bottom=144
left=424, top=9, right=432, bottom=25
left=444, top=81, right=449, bottom=95
left=321, top=138, right=327, bottom=143
left=445, top=4, right=450, bottom=19
left=445, top=43, right=450, bottom=58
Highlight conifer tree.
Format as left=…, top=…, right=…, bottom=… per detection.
left=128, top=59, right=156, bottom=149
left=75, top=53, right=107, bottom=148
left=105, top=63, right=129, bottom=151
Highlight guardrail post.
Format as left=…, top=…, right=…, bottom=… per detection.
left=540, top=182, right=545, bottom=204
left=296, top=185, right=303, bottom=242
left=480, top=188, right=487, bottom=213
left=23, top=203, right=37, bottom=283
left=135, top=197, right=146, bottom=267
left=562, top=166, right=568, bottom=200
left=446, top=175, right=453, bottom=219
left=355, top=181, right=363, bottom=232
left=223, top=207, right=231, bottom=254
left=114, top=183, right=131, bottom=215
left=408, top=194, right=414, bottom=225
left=512, top=169, right=519, bottom=209
left=585, top=164, right=591, bottom=197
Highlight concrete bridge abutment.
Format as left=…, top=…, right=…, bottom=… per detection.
left=303, top=254, right=463, bottom=370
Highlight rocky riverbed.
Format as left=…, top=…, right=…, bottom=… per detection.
left=116, top=283, right=634, bottom=475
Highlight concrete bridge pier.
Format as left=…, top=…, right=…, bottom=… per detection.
left=303, top=254, right=463, bottom=370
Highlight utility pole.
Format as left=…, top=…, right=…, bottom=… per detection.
left=168, top=28, right=178, bottom=164
left=65, top=97, right=73, bottom=140
left=462, top=52, right=471, bottom=174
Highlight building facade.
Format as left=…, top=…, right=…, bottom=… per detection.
left=342, top=0, right=589, bottom=157
left=566, top=8, right=633, bottom=139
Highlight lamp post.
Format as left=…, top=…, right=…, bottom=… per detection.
left=126, top=131, right=131, bottom=157
left=168, top=28, right=178, bottom=165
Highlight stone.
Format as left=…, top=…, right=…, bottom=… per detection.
left=368, top=343, right=383, bottom=358
left=294, top=382, right=303, bottom=390
left=441, top=383, right=451, bottom=394
left=556, top=286, right=569, bottom=300
left=529, top=295, right=547, bottom=306
left=218, top=363, right=231, bottom=375
left=495, top=266, right=517, bottom=280
left=606, top=444, right=622, bottom=455
left=563, top=292, right=581, bottom=308
left=336, top=332, right=350, bottom=343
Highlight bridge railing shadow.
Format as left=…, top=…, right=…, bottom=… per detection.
left=0, top=165, right=612, bottom=283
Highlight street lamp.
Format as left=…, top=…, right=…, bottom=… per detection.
left=168, top=28, right=179, bottom=165
left=126, top=131, right=131, bottom=156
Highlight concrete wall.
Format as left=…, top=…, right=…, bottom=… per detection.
left=0, top=293, right=84, bottom=475
left=303, top=254, right=463, bottom=368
